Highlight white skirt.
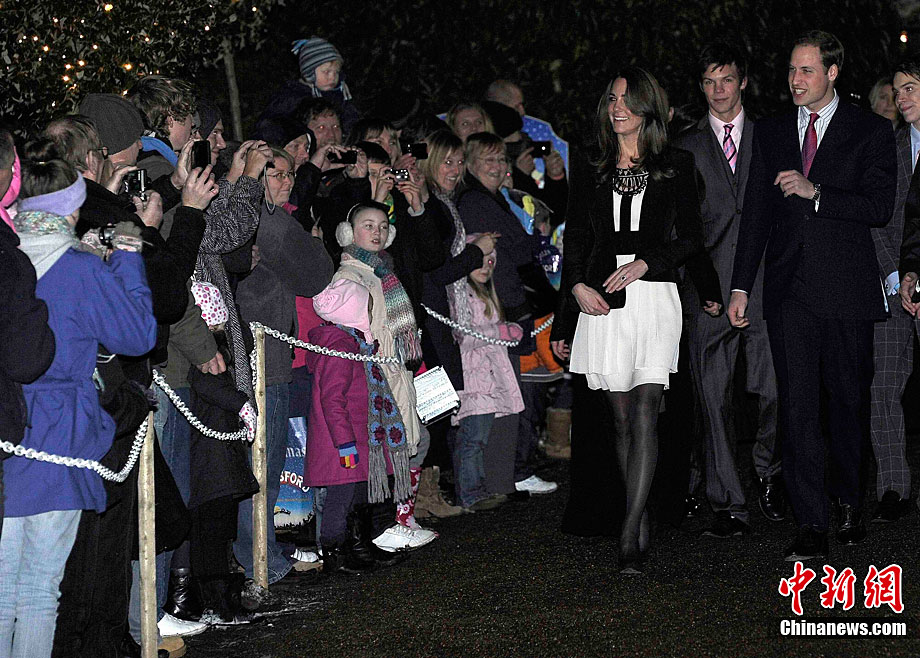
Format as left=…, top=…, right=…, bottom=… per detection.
left=569, top=255, right=682, bottom=391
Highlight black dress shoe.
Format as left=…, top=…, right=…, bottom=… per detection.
left=872, top=491, right=911, bottom=523
left=684, top=495, right=704, bottom=519
left=836, top=503, right=867, bottom=545
left=784, top=527, right=828, bottom=561
left=702, top=510, right=749, bottom=538
left=758, top=475, right=786, bottom=522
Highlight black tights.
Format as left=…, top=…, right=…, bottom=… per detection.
left=603, top=383, right=664, bottom=556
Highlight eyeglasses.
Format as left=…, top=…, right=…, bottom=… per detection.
left=478, top=156, right=510, bottom=166
left=266, top=171, right=294, bottom=182
left=91, top=146, right=109, bottom=158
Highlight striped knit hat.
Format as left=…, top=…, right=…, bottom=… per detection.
left=291, top=37, right=343, bottom=85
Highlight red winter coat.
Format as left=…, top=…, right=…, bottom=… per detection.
left=303, top=324, right=392, bottom=487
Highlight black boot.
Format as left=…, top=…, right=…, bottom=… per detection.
left=321, top=544, right=374, bottom=576
left=199, top=574, right=254, bottom=624
left=346, top=510, right=384, bottom=570
left=355, top=504, right=410, bottom=569
left=163, top=567, right=203, bottom=622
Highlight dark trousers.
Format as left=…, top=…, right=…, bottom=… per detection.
left=320, top=482, right=367, bottom=546
left=52, top=466, right=138, bottom=658
left=766, top=300, right=873, bottom=531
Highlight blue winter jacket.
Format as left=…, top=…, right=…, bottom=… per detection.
left=2, top=248, right=157, bottom=516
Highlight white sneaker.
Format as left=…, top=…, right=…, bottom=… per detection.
left=158, top=612, right=208, bottom=637
left=292, top=548, right=320, bottom=563
left=515, top=474, right=558, bottom=495
left=372, top=523, right=438, bottom=552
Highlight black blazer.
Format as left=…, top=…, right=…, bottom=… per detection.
left=731, top=102, right=896, bottom=321
left=552, top=147, right=718, bottom=341
left=899, top=138, right=920, bottom=280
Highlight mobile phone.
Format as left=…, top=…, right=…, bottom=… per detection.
left=191, top=140, right=211, bottom=170
left=401, top=142, right=429, bottom=160
left=531, top=141, right=552, bottom=158
left=328, top=150, right=358, bottom=165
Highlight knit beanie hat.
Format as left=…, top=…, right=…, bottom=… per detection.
left=79, top=93, right=145, bottom=154
left=481, top=100, right=523, bottom=139
left=291, top=37, right=343, bottom=85
left=197, top=97, right=222, bottom=139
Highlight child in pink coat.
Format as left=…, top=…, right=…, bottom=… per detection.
left=449, top=246, right=525, bottom=510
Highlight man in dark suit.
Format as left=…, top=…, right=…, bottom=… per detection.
left=728, top=31, right=897, bottom=560
left=866, top=61, right=920, bottom=523
left=677, top=44, right=782, bottom=538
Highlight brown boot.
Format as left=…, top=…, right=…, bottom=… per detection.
left=415, top=466, right=463, bottom=518
left=543, top=408, right=571, bottom=460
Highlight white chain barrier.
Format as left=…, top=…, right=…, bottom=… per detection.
left=151, top=370, right=250, bottom=442
left=248, top=321, right=401, bottom=364
left=0, top=417, right=148, bottom=483
left=421, top=305, right=554, bottom=347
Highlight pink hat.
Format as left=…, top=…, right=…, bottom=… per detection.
left=191, top=280, right=229, bottom=327
left=313, top=279, right=373, bottom=341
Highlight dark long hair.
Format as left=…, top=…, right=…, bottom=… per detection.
left=593, top=66, right=674, bottom=181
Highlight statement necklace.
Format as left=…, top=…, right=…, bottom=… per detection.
left=613, top=166, right=648, bottom=196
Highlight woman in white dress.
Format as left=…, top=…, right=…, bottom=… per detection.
left=551, top=67, right=722, bottom=572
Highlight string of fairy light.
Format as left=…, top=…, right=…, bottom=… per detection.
left=9, top=1, right=264, bottom=110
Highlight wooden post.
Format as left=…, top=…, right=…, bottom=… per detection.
left=252, top=327, right=269, bottom=589
left=137, top=412, right=157, bottom=658
left=222, top=38, right=243, bottom=141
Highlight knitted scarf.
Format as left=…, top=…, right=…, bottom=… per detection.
left=435, top=191, right=473, bottom=341
left=342, top=244, right=421, bottom=365
left=341, top=325, right=411, bottom=503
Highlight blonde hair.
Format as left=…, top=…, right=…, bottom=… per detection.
left=468, top=276, right=504, bottom=321
left=446, top=102, right=495, bottom=137
left=418, top=129, right=464, bottom=195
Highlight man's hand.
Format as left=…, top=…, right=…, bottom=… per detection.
left=727, top=290, right=751, bottom=328
left=197, top=351, right=226, bottom=375
left=104, top=164, right=138, bottom=194
left=181, top=165, right=219, bottom=210
left=344, top=149, right=368, bottom=179
left=900, top=272, right=920, bottom=317
left=133, top=190, right=163, bottom=228
left=396, top=179, right=424, bottom=213
left=170, top=140, right=195, bottom=190
left=309, top=143, right=337, bottom=170
left=774, top=170, right=815, bottom=199
left=550, top=340, right=571, bottom=361
left=604, top=259, right=649, bottom=292
left=572, top=282, right=610, bottom=316
left=544, top=150, right=566, bottom=179
left=242, top=141, right=273, bottom=179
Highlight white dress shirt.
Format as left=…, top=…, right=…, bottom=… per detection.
left=708, top=107, right=745, bottom=152
left=797, top=90, right=840, bottom=150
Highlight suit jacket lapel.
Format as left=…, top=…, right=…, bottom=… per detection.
left=896, top=125, right=912, bottom=186
left=696, top=116, right=736, bottom=195
left=735, top=118, right=754, bottom=201
left=807, top=103, right=854, bottom=181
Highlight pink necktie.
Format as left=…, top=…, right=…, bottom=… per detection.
left=802, top=112, right=819, bottom=178
left=722, top=124, right=737, bottom=173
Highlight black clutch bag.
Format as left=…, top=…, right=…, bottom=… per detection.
left=586, top=278, right=626, bottom=310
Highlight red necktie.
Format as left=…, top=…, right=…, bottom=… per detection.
left=801, top=112, right=819, bottom=178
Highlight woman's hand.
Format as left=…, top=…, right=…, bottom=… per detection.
left=604, top=259, right=649, bottom=293
left=181, top=165, right=219, bottom=210
left=344, top=149, right=368, bottom=179
left=309, top=143, right=336, bottom=170
left=702, top=301, right=722, bottom=317
left=515, top=145, right=535, bottom=175
left=572, top=282, right=610, bottom=315
left=228, top=140, right=256, bottom=183
left=472, top=232, right=499, bottom=256
left=550, top=340, right=570, bottom=361
left=170, top=140, right=195, bottom=190
left=243, top=141, right=273, bottom=179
